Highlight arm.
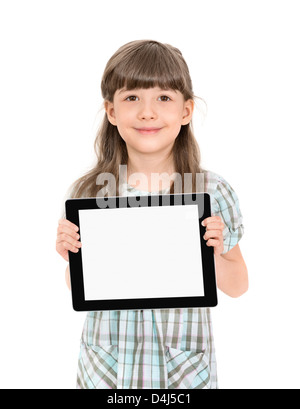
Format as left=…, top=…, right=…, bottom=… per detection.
left=214, top=244, right=248, bottom=298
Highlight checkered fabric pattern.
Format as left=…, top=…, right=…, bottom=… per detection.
left=76, top=170, right=244, bottom=389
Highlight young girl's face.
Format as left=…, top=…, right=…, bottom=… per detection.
left=105, top=87, right=194, bottom=156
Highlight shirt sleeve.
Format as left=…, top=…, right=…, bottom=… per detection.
left=210, top=177, right=244, bottom=254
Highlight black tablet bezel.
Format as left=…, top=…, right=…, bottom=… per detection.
left=65, top=193, right=217, bottom=311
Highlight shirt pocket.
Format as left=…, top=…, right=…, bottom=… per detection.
left=165, top=346, right=211, bottom=389
left=78, top=342, right=118, bottom=389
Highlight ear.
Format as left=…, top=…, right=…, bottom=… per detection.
left=104, top=100, right=117, bottom=126
left=181, top=99, right=195, bottom=126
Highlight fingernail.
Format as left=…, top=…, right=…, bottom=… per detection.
left=201, top=221, right=205, bottom=226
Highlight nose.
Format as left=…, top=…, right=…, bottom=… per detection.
left=138, top=100, right=157, bottom=121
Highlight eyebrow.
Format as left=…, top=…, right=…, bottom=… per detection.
left=117, top=88, right=178, bottom=95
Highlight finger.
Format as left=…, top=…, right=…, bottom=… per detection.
left=206, top=239, right=224, bottom=253
left=57, top=224, right=80, bottom=241
left=205, top=222, right=225, bottom=231
left=203, top=230, right=223, bottom=240
left=55, top=242, right=73, bottom=261
left=56, top=233, right=82, bottom=249
left=206, top=238, right=219, bottom=246
left=58, top=218, right=79, bottom=232
left=57, top=240, right=80, bottom=254
left=201, top=216, right=222, bottom=226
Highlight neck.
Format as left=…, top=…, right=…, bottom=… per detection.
left=125, top=149, right=176, bottom=192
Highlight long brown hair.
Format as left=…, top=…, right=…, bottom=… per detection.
left=68, top=40, right=203, bottom=198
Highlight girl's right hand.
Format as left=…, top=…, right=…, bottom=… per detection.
left=56, top=218, right=82, bottom=262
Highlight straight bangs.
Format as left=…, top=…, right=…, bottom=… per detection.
left=102, top=41, right=194, bottom=101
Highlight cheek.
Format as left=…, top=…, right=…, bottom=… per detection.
left=116, top=108, right=135, bottom=129
left=165, top=111, right=183, bottom=136
left=114, top=111, right=135, bottom=143
left=165, top=107, right=184, bottom=126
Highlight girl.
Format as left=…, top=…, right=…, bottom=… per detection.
left=56, top=40, right=248, bottom=389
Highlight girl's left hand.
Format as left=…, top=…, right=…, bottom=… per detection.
left=202, top=216, right=225, bottom=256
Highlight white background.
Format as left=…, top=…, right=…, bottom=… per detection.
left=0, top=0, right=299, bottom=389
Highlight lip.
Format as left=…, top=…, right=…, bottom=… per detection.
left=135, top=127, right=162, bottom=135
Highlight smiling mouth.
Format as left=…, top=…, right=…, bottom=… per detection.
left=135, top=128, right=162, bottom=135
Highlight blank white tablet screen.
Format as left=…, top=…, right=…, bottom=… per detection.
left=78, top=205, right=204, bottom=301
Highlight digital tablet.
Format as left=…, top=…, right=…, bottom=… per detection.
left=65, top=193, right=217, bottom=311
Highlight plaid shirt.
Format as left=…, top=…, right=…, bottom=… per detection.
left=76, top=170, right=244, bottom=389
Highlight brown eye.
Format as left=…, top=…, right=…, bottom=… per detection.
left=126, top=96, right=139, bottom=102
left=159, top=96, right=171, bottom=102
